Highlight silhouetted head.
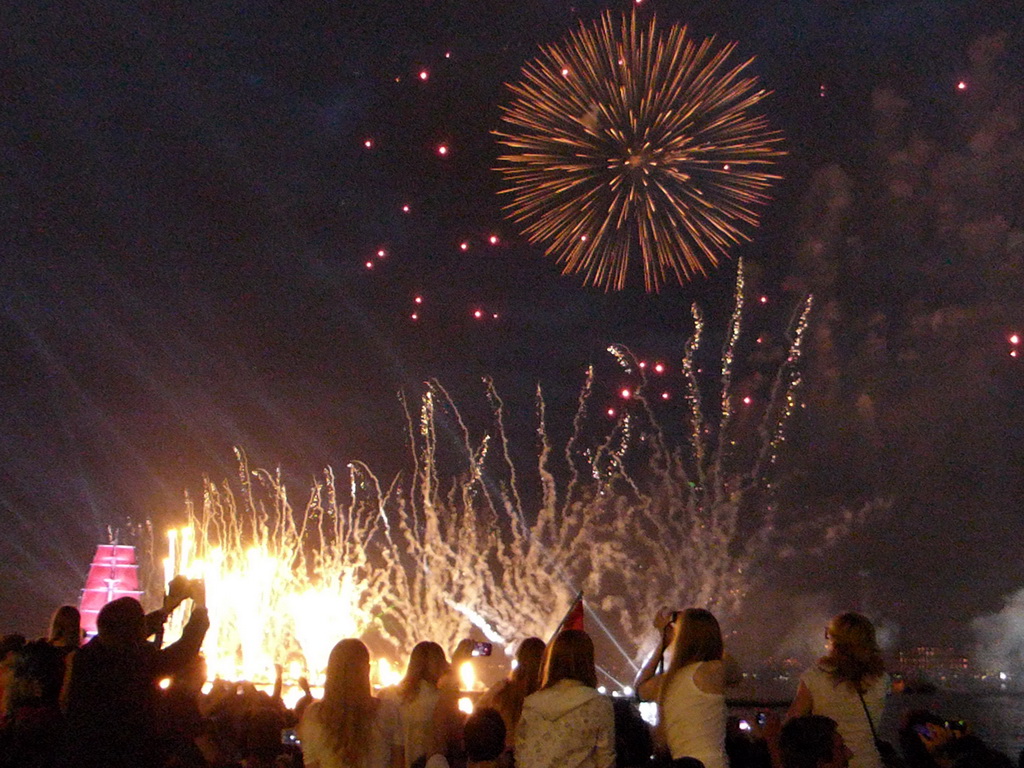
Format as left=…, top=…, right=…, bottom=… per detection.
left=464, top=707, right=507, bottom=762
left=323, top=638, right=372, bottom=705
left=513, top=637, right=546, bottom=689
left=49, top=605, right=82, bottom=648
left=96, top=597, right=146, bottom=644
left=400, top=641, right=448, bottom=700
left=667, top=608, right=724, bottom=672
left=781, top=715, right=851, bottom=768
left=822, top=612, right=884, bottom=687
left=542, top=629, right=597, bottom=689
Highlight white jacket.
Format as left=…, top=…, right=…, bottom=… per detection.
left=514, top=679, right=615, bottom=768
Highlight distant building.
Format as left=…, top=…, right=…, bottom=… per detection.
left=896, top=646, right=969, bottom=681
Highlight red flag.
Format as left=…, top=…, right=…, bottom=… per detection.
left=551, top=592, right=585, bottom=642
left=562, top=596, right=585, bottom=632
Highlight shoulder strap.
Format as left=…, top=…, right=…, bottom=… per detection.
left=856, top=688, right=879, bottom=740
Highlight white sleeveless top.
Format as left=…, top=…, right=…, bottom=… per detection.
left=661, top=662, right=727, bottom=768
left=800, top=666, right=890, bottom=768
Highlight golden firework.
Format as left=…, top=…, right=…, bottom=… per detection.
left=495, top=12, right=784, bottom=292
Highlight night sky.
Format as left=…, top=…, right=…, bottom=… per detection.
left=2, top=1, right=1022, bottom=662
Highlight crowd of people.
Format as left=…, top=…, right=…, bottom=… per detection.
left=0, top=584, right=1017, bottom=768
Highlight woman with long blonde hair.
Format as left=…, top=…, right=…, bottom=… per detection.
left=298, top=639, right=403, bottom=768
left=635, top=608, right=737, bottom=768
left=788, top=612, right=889, bottom=768
left=477, top=636, right=546, bottom=752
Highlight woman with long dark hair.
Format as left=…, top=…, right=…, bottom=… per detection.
left=477, top=637, right=546, bottom=753
left=297, top=639, right=403, bottom=768
left=787, top=612, right=889, bottom=768
left=635, top=608, right=736, bottom=768
left=515, top=629, right=614, bottom=768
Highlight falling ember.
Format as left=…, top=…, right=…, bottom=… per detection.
left=1010, top=334, right=1020, bottom=345
left=620, top=388, right=631, bottom=399
left=759, top=296, right=768, bottom=304
left=365, top=261, right=374, bottom=269
left=419, top=70, right=429, bottom=81
left=489, top=235, right=499, bottom=245
left=654, top=362, right=665, bottom=374
left=957, top=81, right=967, bottom=90
left=473, top=309, right=483, bottom=319
left=414, top=296, right=423, bottom=304
left=437, top=144, right=449, bottom=156
left=411, top=313, right=419, bottom=320
left=661, top=392, right=670, bottom=400
left=402, top=204, right=411, bottom=213
left=742, top=396, right=752, bottom=405
left=364, top=139, right=374, bottom=149
left=606, top=407, right=616, bottom=417
left=460, top=242, right=469, bottom=251
left=377, top=249, right=387, bottom=258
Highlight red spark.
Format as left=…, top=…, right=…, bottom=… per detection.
left=402, top=204, right=410, bottom=213
left=414, top=296, right=423, bottom=304
left=620, top=388, right=631, bottom=399
left=419, top=70, right=429, bottom=81
left=654, top=362, right=665, bottom=374
left=742, top=396, right=752, bottom=405
left=1010, top=334, right=1020, bottom=345
left=460, top=242, right=469, bottom=251
left=437, top=144, right=449, bottom=156
left=364, top=139, right=374, bottom=149
left=488, top=234, right=499, bottom=245
left=473, top=309, right=483, bottom=319
left=661, top=392, right=670, bottom=400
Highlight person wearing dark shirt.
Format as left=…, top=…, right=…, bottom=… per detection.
left=61, top=578, right=209, bottom=768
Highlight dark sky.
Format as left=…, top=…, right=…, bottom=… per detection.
left=2, top=0, right=1022, bottom=659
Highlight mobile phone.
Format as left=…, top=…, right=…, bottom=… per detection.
left=471, top=641, right=493, bottom=657
left=738, top=720, right=752, bottom=732
left=756, top=712, right=767, bottom=727
left=281, top=728, right=300, bottom=746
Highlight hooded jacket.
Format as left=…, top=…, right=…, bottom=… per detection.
left=514, top=679, right=615, bottom=768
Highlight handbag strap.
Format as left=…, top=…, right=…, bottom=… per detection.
left=856, top=687, right=880, bottom=741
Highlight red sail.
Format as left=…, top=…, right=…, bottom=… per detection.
left=79, top=544, right=145, bottom=635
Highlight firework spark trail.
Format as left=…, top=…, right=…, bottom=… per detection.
left=496, top=12, right=784, bottom=291
left=158, top=275, right=873, bottom=682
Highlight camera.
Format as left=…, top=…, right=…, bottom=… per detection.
left=281, top=728, right=300, bottom=746
left=471, top=641, right=493, bottom=657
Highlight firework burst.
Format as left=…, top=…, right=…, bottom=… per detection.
left=495, top=12, right=784, bottom=292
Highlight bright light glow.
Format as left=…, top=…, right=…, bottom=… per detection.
left=620, top=388, right=631, bottom=399
left=606, top=408, right=616, bottom=417
left=474, top=309, right=483, bottom=319
left=459, top=661, right=476, bottom=691
left=364, top=139, right=374, bottom=149
left=957, top=81, right=967, bottom=90
left=661, top=392, right=670, bottom=400
left=437, top=144, right=449, bottom=156
left=654, top=362, right=665, bottom=374
left=414, top=296, right=423, bottom=304
left=458, top=696, right=475, bottom=715
left=597, top=686, right=607, bottom=694
left=365, top=261, right=374, bottom=269
left=1010, top=334, right=1020, bottom=345
left=411, top=313, right=419, bottom=321
left=561, top=68, right=569, bottom=77
left=378, top=658, right=404, bottom=689
left=402, top=204, right=411, bottom=213
left=460, top=242, right=469, bottom=251
left=489, top=235, right=499, bottom=245
left=492, top=313, right=499, bottom=319
left=419, top=70, right=429, bottom=81
left=759, top=296, right=768, bottom=304
left=159, top=678, right=171, bottom=690
left=742, top=396, right=752, bottom=405
left=622, top=686, right=634, bottom=696
left=377, top=249, right=386, bottom=258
